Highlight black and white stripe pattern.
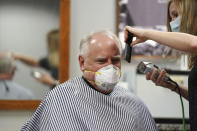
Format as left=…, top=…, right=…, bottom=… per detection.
left=21, top=77, right=157, bottom=131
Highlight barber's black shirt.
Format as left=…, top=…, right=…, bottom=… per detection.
left=188, top=59, right=197, bottom=131
left=39, top=57, right=58, bottom=80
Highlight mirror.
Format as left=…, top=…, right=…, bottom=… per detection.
left=0, top=0, right=70, bottom=109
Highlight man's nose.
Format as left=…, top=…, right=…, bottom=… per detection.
left=107, top=59, right=112, bottom=65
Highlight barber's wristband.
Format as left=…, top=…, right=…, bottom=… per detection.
left=53, top=80, right=59, bottom=87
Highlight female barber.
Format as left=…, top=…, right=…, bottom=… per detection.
left=124, top=0, right=197, bottom=130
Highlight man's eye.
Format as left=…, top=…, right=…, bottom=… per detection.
left=112, top=59, right=120, bottom=63
left=97, top=60, right=106, bottom=63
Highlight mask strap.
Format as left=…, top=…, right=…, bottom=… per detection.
left=118, top=70, right=121, bottom=76
left=84, top=70, right=102, bottom=85
left=84, top=70, right=101, bottom=75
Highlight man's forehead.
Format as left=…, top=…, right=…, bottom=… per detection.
left=85, top=32, right=121, bottom=57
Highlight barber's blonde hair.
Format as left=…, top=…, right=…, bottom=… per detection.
left=47, top=29, right=59, bottom=52
left=164, top=0, right=183, bottom=57
left=179, top=0, right=197, bottom=69
left=47, top=29, right=60, bottom=68
left=79, top=30, right=122, bottom=57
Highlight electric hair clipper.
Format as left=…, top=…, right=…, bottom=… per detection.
left=137, top=61, right=172, bottom=82
left=125, top=31, right=133, bottom=63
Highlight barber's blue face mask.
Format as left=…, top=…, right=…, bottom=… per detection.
left=170, top=16, right=180, bottom=32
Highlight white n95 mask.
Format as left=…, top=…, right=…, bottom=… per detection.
left=85, top=64, right=121, bottom=91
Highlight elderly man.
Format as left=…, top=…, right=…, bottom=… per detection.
left=21, top=30, right=157, bottom=131
left=0, top=54, right=34, bottom=99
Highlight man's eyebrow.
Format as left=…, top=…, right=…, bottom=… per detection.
left=95, top=56, right=106, bottom=59
left=112, top=55, right=121, bottom=58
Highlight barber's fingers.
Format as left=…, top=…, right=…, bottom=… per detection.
left=132, top=38, right=145, bottom=46
left=146, top=72, right=151, bottom=80
left=156, top=69, right=166, bottom=82
left=124, top=29, right=128, bottom=42
left=124, top=26, right=135, bottom=45
left=125, top=26, right=135, bottom=35
left=155, top=69, right=166, bottom=86
left=124, top=26, right=147, bottom=46
left=150, top=69, right=158, bottom=83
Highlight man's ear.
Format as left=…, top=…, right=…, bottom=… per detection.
left=78, top=55, right=85, bottom=71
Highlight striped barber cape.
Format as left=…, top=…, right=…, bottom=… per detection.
left=21, top=77, right=158, bottom=131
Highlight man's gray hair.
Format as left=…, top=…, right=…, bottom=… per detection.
left=79, top=30, right=122, bottom=57
left=0, top=54, right=14, bottom=73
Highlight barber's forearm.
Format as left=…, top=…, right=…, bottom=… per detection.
left=14, top=53, right=39, bottom=67
left=145, top=30, right=197, bottom=53
left=173, top=85, right=189, bottom=100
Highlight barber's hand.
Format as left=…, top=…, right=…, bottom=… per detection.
left=146, top=69, right=176, bottom=90
left=124, top=26, right=148, bottom=46
left=10, top=52, right=22, bottom=60
left=0, top=52, right=11, bottom=58
left=35, top=72, right=56, bottom=86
